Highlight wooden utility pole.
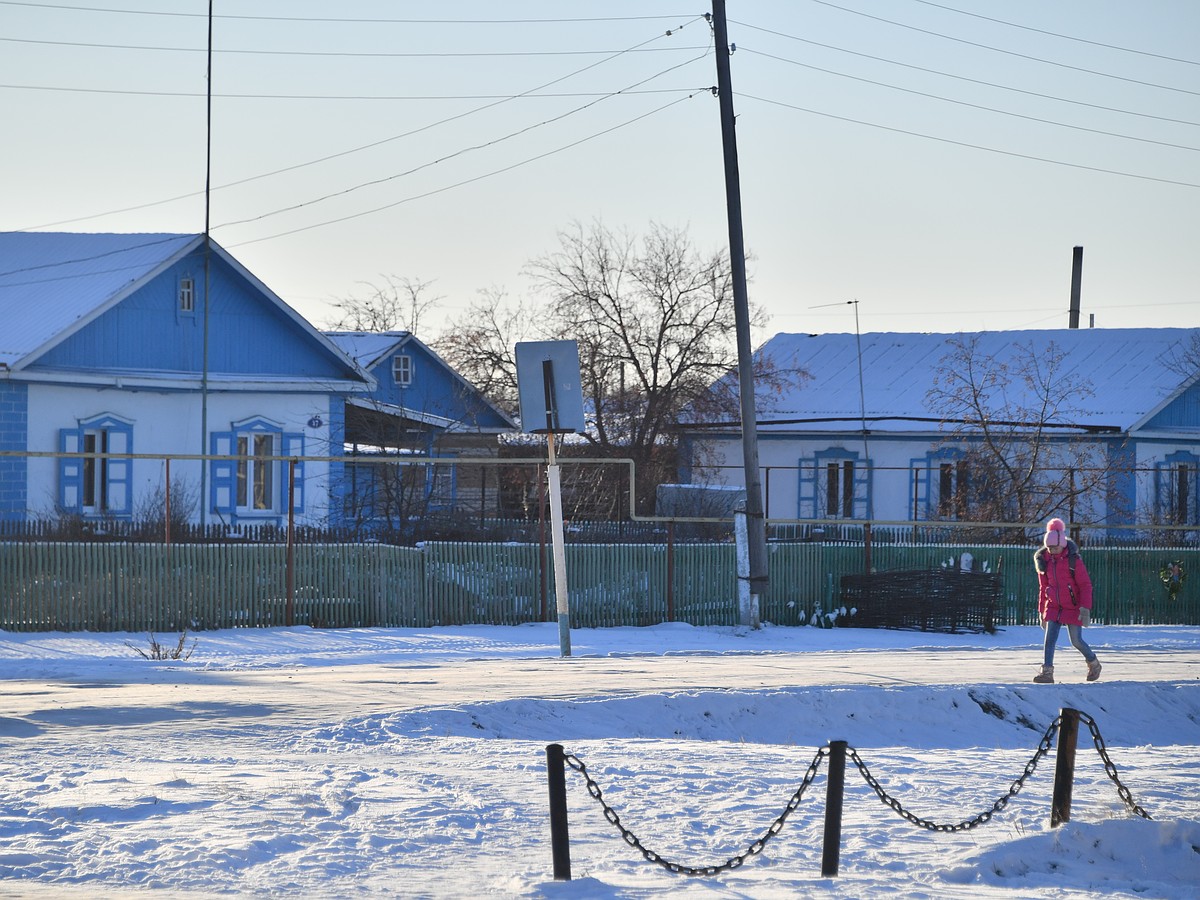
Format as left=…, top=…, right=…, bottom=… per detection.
left=711, top=1, right=768, bottom=623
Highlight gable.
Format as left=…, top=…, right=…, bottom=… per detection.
left=327, top=331, right=515, bottom=431
left=1142, top=379, right=1200, bottom=432
left=2, top=233, right=369, bottom=388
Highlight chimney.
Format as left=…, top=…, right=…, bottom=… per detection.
left=1069, top=246, right=1083, bottom=329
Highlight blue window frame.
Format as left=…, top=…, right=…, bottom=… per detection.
left=911, top=448, right=968, bottom=521
left=210, top=417, right=304, bottom=522
left=1155, top=451, right=1198, bottom=525
left=799, top=447, right=870, bottom=519
left=58, top=414, right=134, bottom=517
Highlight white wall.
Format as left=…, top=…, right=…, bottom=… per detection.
left=25, top=383, right=336, bottom=526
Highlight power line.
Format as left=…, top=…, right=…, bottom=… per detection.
left=0, top=35, right=709, bottom=59
left=217, top=52, right=713, bottom=231
left=742, top=47, right=1200, bottom=153
left=0, top=1, right=693, bottom=25
left=739, top=92, right=1200, bottom=189
left=905, top=0, right=1200, bottom=66
left=729, top=20, right=1200, bottom=128
left=223, top=93, right=703, bottom=248
left=15, top=17, right=710, bottom=230
left=0, top=82, right=698, bottom=101
left=806, top=0, right=1200, bottom=97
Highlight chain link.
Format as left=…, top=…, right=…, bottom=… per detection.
left=847, top=715, right=1062, bottom=832
left=563, top=747, right=826, bottom=877
left=1077, top=711, right=1153, bottom=820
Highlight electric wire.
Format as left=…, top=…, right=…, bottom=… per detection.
left=807, top=0, right=1200, bottom=96
left=742, top=47, right=1200, bottom=153
left=739, top=92, right=1200, bottom=190
left=17, top=16, right=708, bottom=231
left=905, top=0, right=1200, bottom=66
left=729, top=20, right=1200, bottom=127
left=223, top=93, right=702, bottom=248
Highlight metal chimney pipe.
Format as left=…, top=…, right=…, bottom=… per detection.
left=1069, top=246, right=1083, bottom=329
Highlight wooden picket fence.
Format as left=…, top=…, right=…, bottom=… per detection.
left=0, top=540, right=1196, bottom=632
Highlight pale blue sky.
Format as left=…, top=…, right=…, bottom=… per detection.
left=3, top=0, right=1198, bottom=340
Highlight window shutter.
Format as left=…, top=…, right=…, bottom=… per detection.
left=281, top=432, right=305, bottom=512
left=910, top=464, right=930, bottom=520
left=58, top=428, right=83, bottom=512
left=853, top=460, right=871, bottom=519
left=105, top=422, right=133, bottom=517
left=210, top=431, right=236, bottom=518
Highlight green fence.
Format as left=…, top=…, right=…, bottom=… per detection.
left=1, top=540, right=1196, bottom=632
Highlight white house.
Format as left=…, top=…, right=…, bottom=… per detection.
left=682, top=328, right=1200, bottom=531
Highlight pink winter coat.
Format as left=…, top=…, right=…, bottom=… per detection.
left=1036, top=548, right=1093, bottom=626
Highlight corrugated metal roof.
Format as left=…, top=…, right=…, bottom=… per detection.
left=755, top=328, right=1198, bottom=433
left=0, top=232, right=199, bottom=367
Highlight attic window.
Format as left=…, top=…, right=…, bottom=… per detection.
left=392, top=354, right=413, bottom=386
left=179, top=276, right=195, bottom=313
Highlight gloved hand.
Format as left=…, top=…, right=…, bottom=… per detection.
left=1079, top=608, right=1090, bottom=627
left=1039, top=615, right=1048, bottom=628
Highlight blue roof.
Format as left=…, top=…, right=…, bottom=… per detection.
left=754, top=328, right=1199, bottom=433
left=0, top=232, right=199, bottom=367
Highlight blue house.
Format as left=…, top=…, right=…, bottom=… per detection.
left=323, top=332, right=517, bottom=525
left=0, top=232, right=377, bottom=527
left=683, top=328, right=1200, bottom=535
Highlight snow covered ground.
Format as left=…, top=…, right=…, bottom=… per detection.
left=1, top=622, right=1198, bottom=898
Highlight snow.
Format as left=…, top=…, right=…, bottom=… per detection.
left=1, top=622, right=1198, bottom=898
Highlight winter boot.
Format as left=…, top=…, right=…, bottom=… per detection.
left=1033, top=665, right=1054, bottom=684
left=1086, top=657, right=1102, bottom=682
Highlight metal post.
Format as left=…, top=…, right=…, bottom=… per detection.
left=821, top=740, right=848, bottom=877
left=1051, top=708, right=1080, bottom=827
left=546, top=743, right=572, bottom=881
left=286, top=458, right=296, bottom=627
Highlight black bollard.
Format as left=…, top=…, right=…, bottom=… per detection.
left=546, top=743, right=572, bottom=880
left=1051, top=708, right=1080, bottom=827
left=821, top=740, right=848, bottom=877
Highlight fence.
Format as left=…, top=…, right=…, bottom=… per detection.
left=1, top=537, right=1196, bottom=632
left=544, top=707, right=1150, bottom=880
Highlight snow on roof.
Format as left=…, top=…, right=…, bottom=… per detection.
left=323, top=331, right=411, bottom=370
left=0, top=232, right=199, bottom=367
left=754, top=328, right=1198, bottom=433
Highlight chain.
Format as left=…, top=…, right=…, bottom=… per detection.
left=563, top=747, right=826, bottom=877
left=847, top=715, right=1062, bottom=832
left=1077, top=711, right=1153, bottom=820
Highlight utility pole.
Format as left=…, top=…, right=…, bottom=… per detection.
left=710, top=0, right=768, bottom=624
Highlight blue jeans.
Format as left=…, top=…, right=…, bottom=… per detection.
left=1043, top=620, right=1096, bottom=667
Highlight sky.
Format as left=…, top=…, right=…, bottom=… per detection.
left=1, top=621, right=1198, bottom=897
left=3, top=1, right=1199, bottom=344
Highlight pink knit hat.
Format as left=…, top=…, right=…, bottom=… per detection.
left=1044, top=517, right=1066, bottom=548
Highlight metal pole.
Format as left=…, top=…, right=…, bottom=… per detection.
left=546, top=743, right=572, bottom=881
left=1051, top=708, right=1080, bottom=827
left=821, top=740, right=848, bottom=877
left=711, top=0, right=767, bottom=624
left=547, top=433, right=571, bottom=657
left=286, top=459, right=296, bottom=627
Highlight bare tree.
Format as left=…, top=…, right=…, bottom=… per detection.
left=925, top=335, right=1125, bottom=527
left=519, top=220, right=798, bottom=513
left=324, top=275, right=439, bottom=333
left=432, top=287, right=532, bottom=418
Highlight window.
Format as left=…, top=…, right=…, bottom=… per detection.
left=179, top=276, right=195, bottom=313
left=392, top=354, right=413, bottom=386
left=236, top=432, right=275, bottom=512
left=58, top=415, right=133, bottom=517
left=1157, top=452, right=1198, bottom=525
left=210, top=419, right=305, bottom=522
left=803, top=449, right=867, bottom=519
left=826, top=460, right=855, bottom=518
left=938, top=460, right=969, bottom=519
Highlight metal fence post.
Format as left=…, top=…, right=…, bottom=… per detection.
left=821, top=739, right=848, bottom=877
left=1051, top=708, right=1080, bottom=827
left=546, top=743, right=572, bottom=881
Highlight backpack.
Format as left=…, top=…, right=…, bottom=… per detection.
left=1034, top=539, right=1078, bottom=576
